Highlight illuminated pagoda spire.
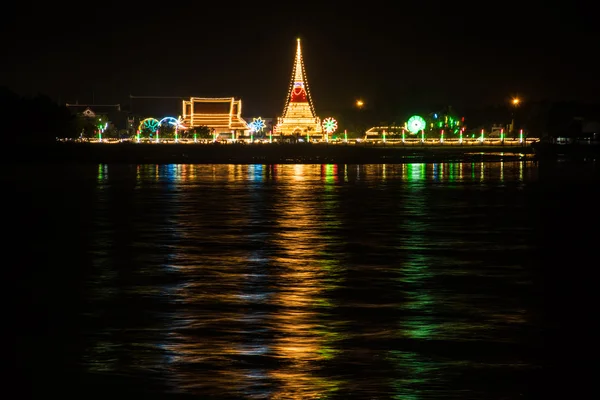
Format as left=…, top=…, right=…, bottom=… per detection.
left=277, top=38, right=321, bottom=136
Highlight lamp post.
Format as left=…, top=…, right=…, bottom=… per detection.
left=511, top=97, right=520, bottom=135
left=355, top=99, right=364, bottom=139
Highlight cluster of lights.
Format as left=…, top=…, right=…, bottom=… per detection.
left=281, top=38, right=317, bottom=119
left=277, top=38, right=322, bottom=135
left=407, top=115, right=426, bottom=134
left=97, top=119, right=108, bottom=142
left=136, top=116, right=186, bottom=143
left=322, top=117, right=338, bottom=134
left=248, top=117, right=265, bottom=133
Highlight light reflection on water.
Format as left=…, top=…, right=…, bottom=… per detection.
left=71, top=162, right=542, bottom=398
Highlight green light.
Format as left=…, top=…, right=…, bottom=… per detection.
left=407, top=115, right=426, bottom=134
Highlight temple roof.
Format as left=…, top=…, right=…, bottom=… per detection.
left=182, top=97, right=249, bottom=130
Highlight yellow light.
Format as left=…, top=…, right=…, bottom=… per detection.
left=512, top=98, right=520, bottom=105
left=356, top=100, right=364, bottom=108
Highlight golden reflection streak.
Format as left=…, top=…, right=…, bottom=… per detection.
left=267, top=164, right=344, bottom=399
left=519, top=160, right=524, bottom=182
left=480, top=161, right=485, bottom=182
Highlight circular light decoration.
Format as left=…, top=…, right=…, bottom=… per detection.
left=158, top=117, right=178, bottom=128
left=250, top=117, right=265, bottom=132
left=407, top=115, right=426, bottom=134
left=322, top=117, right=338, bottom=134
left=139, top=118, right=160, bottom=133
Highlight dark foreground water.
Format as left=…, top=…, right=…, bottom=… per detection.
left=8, top=161, right=600, bottom=399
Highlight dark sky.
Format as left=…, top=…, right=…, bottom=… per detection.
left=2, top=1, right=598, bottom=117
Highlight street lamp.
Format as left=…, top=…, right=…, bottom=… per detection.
left=510, top=97, right=520, bottom=134
left=354, top=100, right=365, bottom=139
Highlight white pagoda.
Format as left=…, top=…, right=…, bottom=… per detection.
left=276, top=38, right=322, bottom=138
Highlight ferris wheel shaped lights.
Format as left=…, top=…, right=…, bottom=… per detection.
left=139, top=118, right=160, bottom=133
left=407, top=115, right=426, bottom=134
left=322, top=117, right=338, bottom=134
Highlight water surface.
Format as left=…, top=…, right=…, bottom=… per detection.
left=11, top=161, right=599, bottom=399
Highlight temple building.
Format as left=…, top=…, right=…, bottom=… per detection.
left=181, top=97, right=249, bottom=137
left=276, top=38, right=322, bottom=139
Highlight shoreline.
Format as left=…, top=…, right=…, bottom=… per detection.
left=3, top=142, right=535, bottom=164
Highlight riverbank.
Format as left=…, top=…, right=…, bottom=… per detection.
left=531, top=141, right=600, bottom=160
left=3, top=142, right=534, bottom=164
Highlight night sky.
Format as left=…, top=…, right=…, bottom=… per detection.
left=2, top=1, right=598, bottom=117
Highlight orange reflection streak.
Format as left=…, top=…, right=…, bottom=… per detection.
left=139, top=164, right=345, bottom=398
left=267, top=164, right=343, bottom=399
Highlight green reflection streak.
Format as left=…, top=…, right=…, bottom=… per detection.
left=387, top=350, right=437, bottom=400
left=325, top=164, right=334, bottom=185
left=406, top=163, right=426, bottom=182
left=97, top=164, right=105, bottom=182
left=391, top=177, right=439, bottom=397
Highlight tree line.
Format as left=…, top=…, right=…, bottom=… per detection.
left=0, top=87, right=77, bottom=144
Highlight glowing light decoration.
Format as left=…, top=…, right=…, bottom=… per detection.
left=159, top=117, right=185, bottom=143
left=249, top=117, right=265, bottom=133
left=407, top=115, right=426, bottom=134
left=322, top=118, right=338, bottom=134
left=139, top=118, right=160, bottom=135
left=277, top=38, right=322, bottom=136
